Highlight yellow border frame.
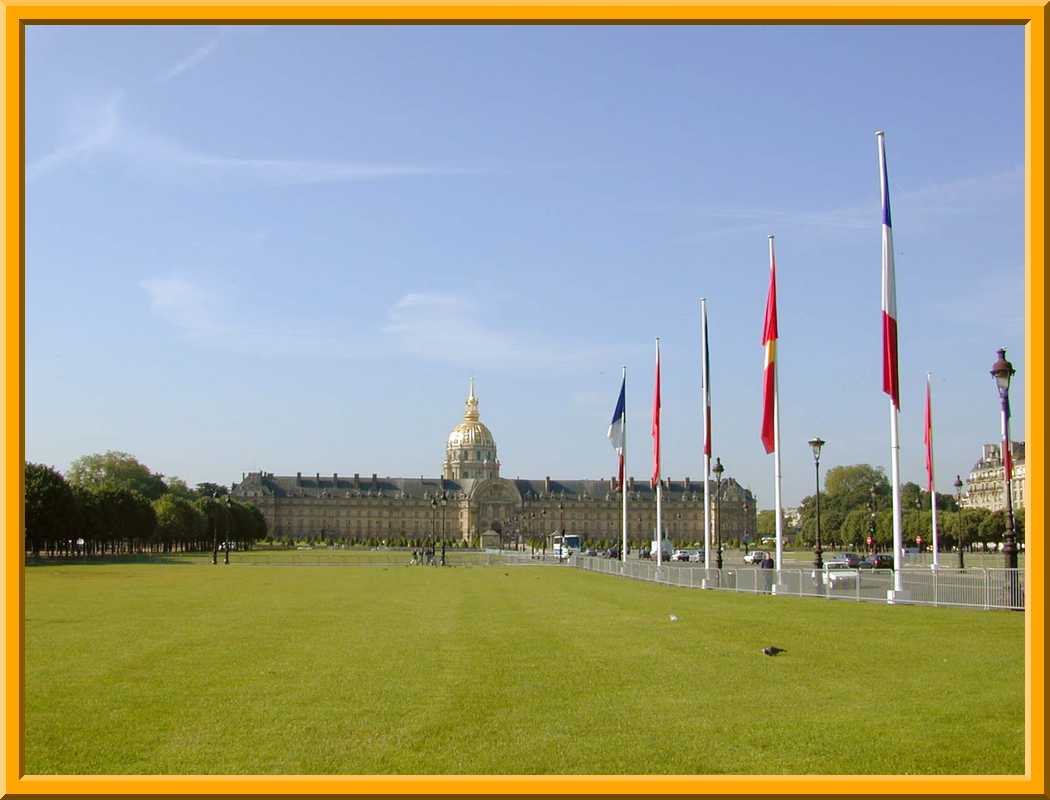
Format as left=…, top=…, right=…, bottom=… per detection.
left=2, top=5, right=1044, bottom=797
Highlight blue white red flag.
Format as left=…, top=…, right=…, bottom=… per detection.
left=607, top=376, right=626, bottom=489
left=878, top=131, right=901, bottom=409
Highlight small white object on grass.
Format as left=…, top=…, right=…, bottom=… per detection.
left=669, top=614, right=678, bottom=622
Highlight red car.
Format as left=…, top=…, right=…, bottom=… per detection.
left=860, top=554, right=894, bottom=570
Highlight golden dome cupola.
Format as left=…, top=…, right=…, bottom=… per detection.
left=443, top=378, right=500, bottom=481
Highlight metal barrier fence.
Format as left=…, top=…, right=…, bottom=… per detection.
left=571, top=557, right=1024, bottom=611
left=229, top=550, right=568, bottom=568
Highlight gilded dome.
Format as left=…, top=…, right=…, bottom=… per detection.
left=444, top=379, right=500, bottom=481
left=447, top=378, right=495, bottom=449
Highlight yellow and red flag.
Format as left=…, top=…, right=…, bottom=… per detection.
left=651, top=339, right=661, bottom=488
left=760, top=241, right=779, bottom=454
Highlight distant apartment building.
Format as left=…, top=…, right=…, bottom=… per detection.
left=960, top=442, right=1026, bottom=512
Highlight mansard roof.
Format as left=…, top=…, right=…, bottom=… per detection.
left=235, top=471, right=753, bottom=503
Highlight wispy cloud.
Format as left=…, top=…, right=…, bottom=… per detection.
left=686, top=168, right=1023, bottom=239
left=140, top=277, right=224, bottom=341
left=140, top=276, right=358, bottom=357
left=30, top=92, right=479, bottom=186
left=158, top=34, right=223, bottom=82
left=27, top=91, right=124, bottom=181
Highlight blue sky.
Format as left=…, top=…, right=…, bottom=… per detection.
left=25, top=24, right=1026, bottom=507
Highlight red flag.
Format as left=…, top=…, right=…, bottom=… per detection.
left=651, top=339, right=661, bottom=488
left=760, top=240, right=778, bottom=454
left=924, top=376, right=934, bottom=492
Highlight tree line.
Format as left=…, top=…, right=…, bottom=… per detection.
left=757, top=464, right=1025, bottom=551
left=24, top=451, right=267, bottom=558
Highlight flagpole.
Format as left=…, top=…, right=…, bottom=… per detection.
left=878, top=130, right=904, bottom=595
left=655, top=337, right=663, bottom=568
left=700, top=299, right=712, bottom=571
left=928, top=372, right=939, bottom=569
left=622, top=365, right=628, bottom=565
left=769, top=235, right=784, bottom=573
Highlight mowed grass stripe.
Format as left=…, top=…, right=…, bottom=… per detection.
left=25, top=564, right=1023, bottom=774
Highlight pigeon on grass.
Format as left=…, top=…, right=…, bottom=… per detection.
left=762, top=646, right=785, bottom=656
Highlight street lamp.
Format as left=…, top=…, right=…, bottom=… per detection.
left=808, top=437, right=825, bottom=570
left=210, top=490, right=220, bottom=565
left=867, top=486, right=877, bottom=555
left=440, top=492, right=448, bottom=566
left=558, top=501, right=565, bottom=561
left=954, top=474, right=965, bottom=568
left=990, top=348, right=1018, bottom=571
left=224, top=495, right=232, bottom=564
left=712, top=458, right=724, bottom=571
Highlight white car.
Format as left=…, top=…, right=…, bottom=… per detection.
left=824, top=562, right=860, bottom=589
left=744, top=550, right=769, bottom=565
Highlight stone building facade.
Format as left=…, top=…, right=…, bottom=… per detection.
left=232, top=382, right=757, bottom=546
left=960, top=442, right=1026, bottom=512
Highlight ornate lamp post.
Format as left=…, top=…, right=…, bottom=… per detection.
left=440, top=492, right=448, bottom=566
left=808, top=437, right=825, bottom=570
left=558, top=501, right=565, bottom=561
left=430, top=497, right=438, bottom=564
left=954, top=474, right=965, bottom=568
left=712, top=458, right=724, bottom=571
left=224, top=495, right=232, bottom=564
left=867, top=486, right=877, bottom=556
left=990, top=348, right=1018, bottom=571
left=210, top=490, right=220, bottom=565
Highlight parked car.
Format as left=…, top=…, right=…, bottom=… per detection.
left=823, top=562, right=860, bottom=589
left=744, top=550, right=769, bottom=565
left=608, top=547, right=621, bottom=560
left=584, top=548, right=598, bottom=556
left=825, top=552, right=861, bottom=569
left=689, top=550, right=705, bottom=563
left=640, top=547, right=652, bottom=559
left=860, top=554, right=895, bottom=569
left=672, top=549, right=692, bottom=562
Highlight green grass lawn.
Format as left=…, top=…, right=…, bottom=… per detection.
left=24, top=560, right=1024, bottom=775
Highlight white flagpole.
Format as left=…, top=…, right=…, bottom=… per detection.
left=929, top=372, right=939, bottom=569
left=655, top=337, right=663, bottom=568
left=622, top=365, right=628, bottom=565
left=770, top=235, right=784, bottom=573
left=878, top=131, right=904, bottom=595
left=701, top=299, right=712, bottom=570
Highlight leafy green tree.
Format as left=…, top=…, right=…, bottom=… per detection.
left=978, top=510, right=1007, bottom=543
left=25, top=463, right=78, bottom=557
left=957, top=509, right=988, bottom=550
left=67, top=451, right=166, bottom=501
left=72, top=486, right=107, bottom=555
left=194, top=496, right=232, bottom=550
left=900, top=481, right=925, bottom=513
left=756, top=510, right=777, bottom=536
left=194, top=482, right=228, bottom=499
left=163, top=477, right=194, bottom=499
left=76, top=486, right=156, bottom=553
left=824, top=464, right=891, bottom=507
left=839, top=508, right=871, bottom=550
left=153, top=494, right=205, bottom=552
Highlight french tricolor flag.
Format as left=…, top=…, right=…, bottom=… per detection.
left=878, top=131, right=900, bottom=409
left=608, top=375, right=626, bottom=489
